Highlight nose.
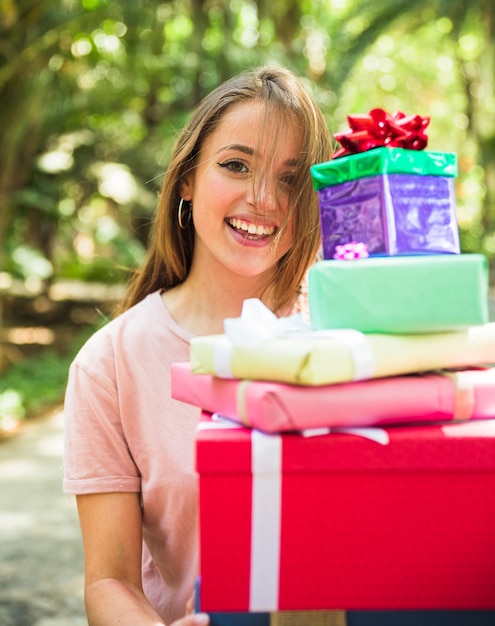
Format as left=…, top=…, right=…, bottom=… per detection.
left=248, top=175, right=278, bottom=214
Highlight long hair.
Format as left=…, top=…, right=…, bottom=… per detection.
left=117, top=66, right=332, bottom=315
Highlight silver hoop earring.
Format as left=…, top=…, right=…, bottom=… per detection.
left=178, top=198, right=192, bottom=230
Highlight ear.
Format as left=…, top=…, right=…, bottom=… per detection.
left=180, top=174, right=193, bottom=202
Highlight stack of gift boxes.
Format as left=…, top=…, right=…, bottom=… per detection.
left=171, top=109, right=495, bottom=625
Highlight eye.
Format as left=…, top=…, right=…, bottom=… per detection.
left=218, top=159, right=249, bottom=174
left=281, top=172, right=297, bottom=186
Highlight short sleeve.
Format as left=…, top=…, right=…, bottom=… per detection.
left=63, top=355, right=141, bottom=495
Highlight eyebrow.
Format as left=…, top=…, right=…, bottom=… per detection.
left=217, top=143, right=300, bottom=167
left=218, top=143, right=254, bottom=156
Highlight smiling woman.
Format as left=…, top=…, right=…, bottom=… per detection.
left=120, top=66, right=332, bottom=319
left=175, top=99, right=303, bottom=305
left=63, top=66, right=332, bottom=626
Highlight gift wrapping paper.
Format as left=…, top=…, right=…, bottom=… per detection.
left=189, top=323, right=495, bottom=386
left=311, top=146, right=459, bottom=259
left=308, top=254, right=489, bottom=334
left=171, top=362, right=495, bottom=433
left=196, top=414, right=495, bottom=611
left=316, top=173, right=460, bottom=258
left=310, top=147, right=457, bottom=189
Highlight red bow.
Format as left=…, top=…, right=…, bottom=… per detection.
left=332, top=108, right=430, bottom=159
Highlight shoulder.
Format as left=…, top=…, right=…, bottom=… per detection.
left=71, top=290, right=192, bottom=376
left=71, top=291, right=171, bottom=370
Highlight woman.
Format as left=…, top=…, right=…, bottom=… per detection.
left=64, top=65, right=332, bottom=626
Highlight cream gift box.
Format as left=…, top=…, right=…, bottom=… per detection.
left=190, top=309, right=495, bottom=386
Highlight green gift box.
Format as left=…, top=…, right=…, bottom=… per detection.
left=308, top=254, right=489, bottom=334
left=310, top=147, right=458, bottom=189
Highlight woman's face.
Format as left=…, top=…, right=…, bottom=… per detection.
left=181, top=100, right=303, bottom=283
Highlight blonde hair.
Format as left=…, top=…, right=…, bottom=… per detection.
left=118, top=66, right=332, bottom=314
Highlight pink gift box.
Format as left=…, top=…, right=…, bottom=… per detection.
left=171, top=362, right=495, bottom=432
left=196, top=413, right=495, bottom=612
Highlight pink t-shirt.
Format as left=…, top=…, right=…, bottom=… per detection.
left=63, top=291, right=201, bottom=624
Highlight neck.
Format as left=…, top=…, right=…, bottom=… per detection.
left=162, top=270, right=277, bottom=336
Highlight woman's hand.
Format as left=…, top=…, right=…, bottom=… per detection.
left=171, top=613, right=209, bottom=626
left=175, top=590, right=209, bottom=625
left=76, top=492, right=209, bottom=625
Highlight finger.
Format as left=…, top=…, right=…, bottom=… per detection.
left=174, top=612, right=209, bottom=626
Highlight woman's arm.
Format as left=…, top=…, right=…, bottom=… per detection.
left=76, top=492, right=208, bottom=626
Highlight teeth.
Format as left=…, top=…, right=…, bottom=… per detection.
left=228, top=218, right=275, bottom=236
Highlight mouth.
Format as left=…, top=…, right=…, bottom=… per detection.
left=226, top=217, right=277, bottom=240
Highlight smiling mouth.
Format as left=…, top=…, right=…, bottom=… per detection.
left=227, top=218, right=276, bottom=239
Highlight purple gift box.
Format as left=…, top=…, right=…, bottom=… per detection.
left=311, top=147, right=460, bottom=260
left=317, top=173, right=460, bottom=259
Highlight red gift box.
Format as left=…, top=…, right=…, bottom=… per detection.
left=196, top=414, right=495, bottom=612
left=172, top=362, right=495, bottom=432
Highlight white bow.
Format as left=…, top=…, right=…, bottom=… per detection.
left=224, top=298, right=311, bottom=345
left=213, top=298, right=375, bottom=381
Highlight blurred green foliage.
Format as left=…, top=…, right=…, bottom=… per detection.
left=0, top=323, right=96, bottom=431
left=1, top=0, right=495, bottom=421
left=1, top=0, right=494, bottom=283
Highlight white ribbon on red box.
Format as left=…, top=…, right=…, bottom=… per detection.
left=198, top=415, right=388, bottom=611
left=250, top=429, right=282, bottom=611
left=198, top=417, right=282, bottom=610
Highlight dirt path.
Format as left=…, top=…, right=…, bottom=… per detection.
left=0, top=406, right=87, bottom=626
